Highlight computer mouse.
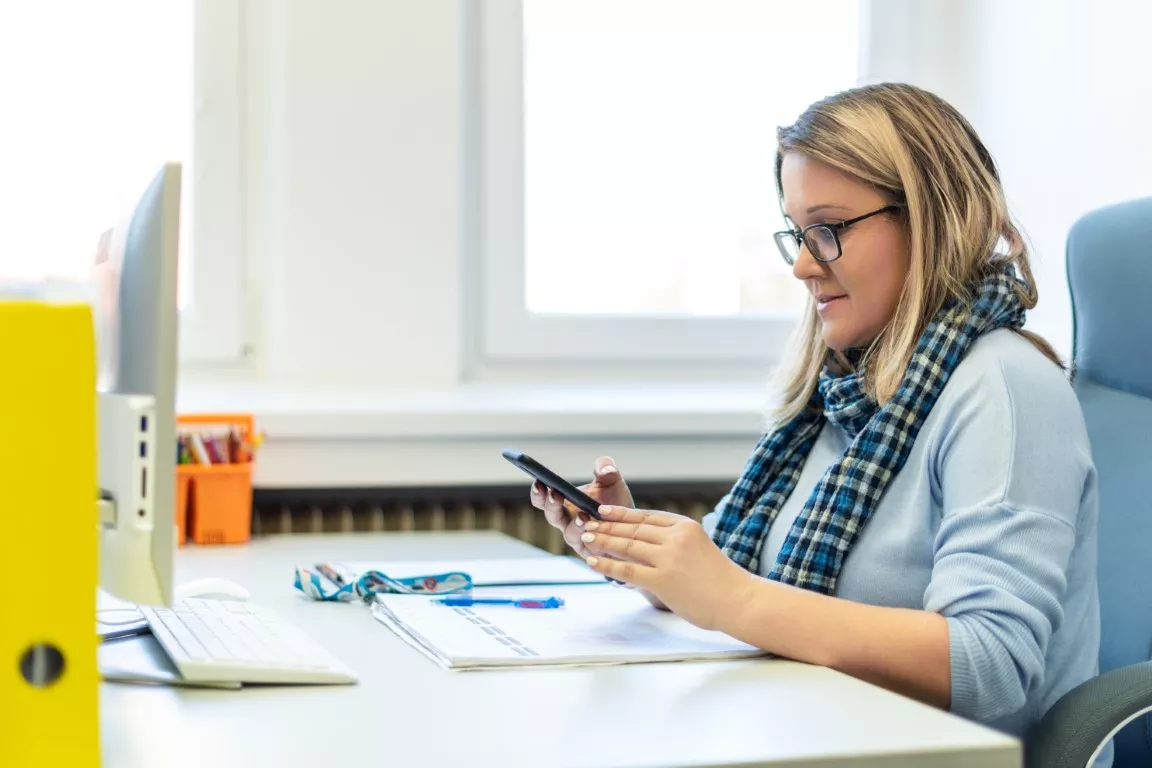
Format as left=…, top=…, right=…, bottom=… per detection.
left=175, top=577, right=251, bottom=602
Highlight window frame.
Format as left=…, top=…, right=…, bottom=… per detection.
left=473, top=0, right=805, bottom=365
left=181, top=0, right=246, bottom=362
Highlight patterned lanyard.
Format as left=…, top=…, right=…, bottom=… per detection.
left=294, top=562, right=473, bottom=603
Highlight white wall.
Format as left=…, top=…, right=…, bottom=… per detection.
left=237, top=0, right=464, bottom=391
left=864, top=0, right=1152, bottom=360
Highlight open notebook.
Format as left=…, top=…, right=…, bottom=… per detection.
left=372, top=583, right=768, bottom=670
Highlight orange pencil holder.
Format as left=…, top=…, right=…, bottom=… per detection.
left=175, top=413, right=257, bottom=545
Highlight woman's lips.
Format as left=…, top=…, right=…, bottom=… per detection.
left=816, top=295, right=846, bottom=312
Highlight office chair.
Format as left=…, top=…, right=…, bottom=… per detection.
left=1026, top=197, right=1152, bottom=768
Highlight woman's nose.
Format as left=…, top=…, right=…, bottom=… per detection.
left=791, top=240, right=825, bottom=281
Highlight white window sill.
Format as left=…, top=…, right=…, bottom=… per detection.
left=177, top=380, right=768, bottom=488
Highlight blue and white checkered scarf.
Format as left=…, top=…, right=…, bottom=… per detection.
left=711, top=268, right=1028, bottom=594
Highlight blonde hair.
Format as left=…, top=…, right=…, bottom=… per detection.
left=771, top=82, right=1060, bottom=425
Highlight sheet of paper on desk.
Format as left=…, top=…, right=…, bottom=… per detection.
left=339, top=556, right=605, bottom=587
left=99, top=634, right=241, bottom=689
left=371, top=583, right=768, bottom=669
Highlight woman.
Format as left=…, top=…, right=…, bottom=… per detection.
left=531, top=83, right=1104, bottom=755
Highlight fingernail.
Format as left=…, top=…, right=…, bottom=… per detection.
left=586, top=556, right=599, bottom=566
left=598, top=505, right=610, bottom=516
left=547, top=489, right=555, bottom=503
left=599, top=465, right=618, bottom=476
left=581, top=532, right=595, bottom=543
left=575, top=517, right=585, bottom=527
left=531, top=485, right=540, bottom=496
left=585, top=522, right=599, bottom=532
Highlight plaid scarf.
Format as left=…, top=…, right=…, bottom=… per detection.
left=710, top=269, right=1028, bottom=594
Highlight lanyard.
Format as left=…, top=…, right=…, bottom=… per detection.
left=294, top=563, right=473, bottom=603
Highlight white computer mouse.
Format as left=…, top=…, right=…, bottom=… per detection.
left=175, top=577, right=251, bottom=602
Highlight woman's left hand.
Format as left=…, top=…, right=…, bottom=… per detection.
left=580, top=505, right=755, bottom=631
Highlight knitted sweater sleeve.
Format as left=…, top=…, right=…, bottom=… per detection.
left=923, top=355, right=1092, bottom=721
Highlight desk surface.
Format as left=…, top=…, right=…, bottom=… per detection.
left=100, top=532, right=1020, bottom=768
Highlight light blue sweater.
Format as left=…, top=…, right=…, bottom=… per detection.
left=703, top=329, right=1108, bottom=762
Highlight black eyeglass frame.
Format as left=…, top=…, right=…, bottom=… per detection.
left=774, top=204, right=902, bottom=265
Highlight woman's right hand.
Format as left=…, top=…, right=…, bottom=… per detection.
left=530, top=456, right=633, bottom=558
left=529, top=457, right=668, bottom=611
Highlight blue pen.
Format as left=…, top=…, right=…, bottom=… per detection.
left=434, top=596, right=565, bottom=609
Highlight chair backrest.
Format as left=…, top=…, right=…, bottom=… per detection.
left=1067, top=197, right=1152, bottom=768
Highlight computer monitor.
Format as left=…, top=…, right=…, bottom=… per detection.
left=93, top=163, right=181, bottom=608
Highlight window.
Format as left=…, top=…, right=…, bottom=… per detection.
left=478, top=0, right=859, bottom=362
left=0, top=0, right=244, bottom=361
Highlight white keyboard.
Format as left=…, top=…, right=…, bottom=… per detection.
left=140, top=598, right=358, bottom=685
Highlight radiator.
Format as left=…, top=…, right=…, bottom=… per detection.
left=252, top=483, right=730, bottom=555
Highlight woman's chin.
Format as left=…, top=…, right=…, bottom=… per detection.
left=820, top=325, right=852, bottom=353
left=820, top=323, right=871, bottom=353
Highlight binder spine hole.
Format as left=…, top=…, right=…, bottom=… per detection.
left=139, top=441, right=146, bottom=458
left=19, top=644, right=65, bottom=688
left=140, top=415, right=148, bottom=433
left=141, top=467, right=148, bottom=500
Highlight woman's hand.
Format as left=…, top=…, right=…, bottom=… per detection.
left=527, top=458, right=669, bottom=608
left=580, top=505, right=755, bottom=630
left=529, top=456, right=634, bottom=558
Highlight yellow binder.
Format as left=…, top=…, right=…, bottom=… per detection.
left=0, top=301, right=98, bottom=766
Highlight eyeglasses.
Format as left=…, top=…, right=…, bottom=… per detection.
left=773, top=205, right=901, bottom=265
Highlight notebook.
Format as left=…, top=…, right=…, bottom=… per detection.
left=372, top=583, right=768, bottom=670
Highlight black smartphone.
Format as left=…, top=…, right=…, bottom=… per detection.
left=502, top=449, right=603, bottom=520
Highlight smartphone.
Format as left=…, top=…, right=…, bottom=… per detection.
left=502, top=449, right=603, bottom=520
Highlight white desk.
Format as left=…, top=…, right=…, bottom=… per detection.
left=100, top=532, right=1020, bottom=768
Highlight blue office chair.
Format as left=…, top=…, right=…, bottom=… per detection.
left=1026, top=197, right=1152, bottom=768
